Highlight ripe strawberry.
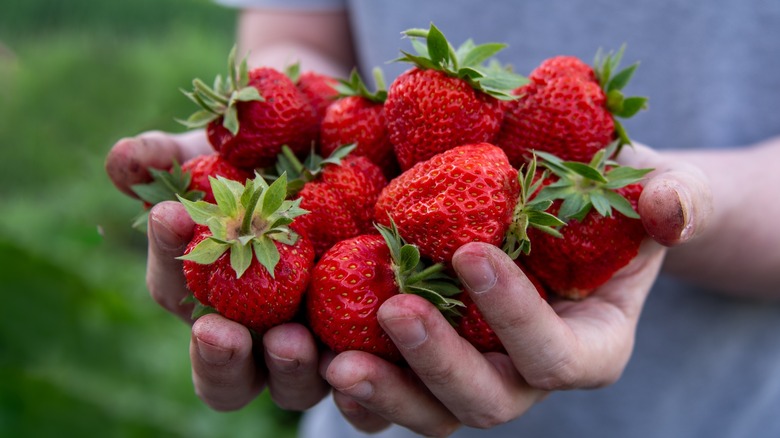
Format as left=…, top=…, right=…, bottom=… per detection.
left=375, top=143, right=563, bottom=266
left=129, top=154, right=251, bottom=232
left=306, top=223, right=462, bottom=362
left=455, top=264, right=548, bottom=353
left=520, top=146, right=653, bottom=299
left=178, top=173, right=315, bottom=334
left=384, top=23, right=527, bottom=170
left=271, top=145, right=388, bottom=258
left=496, top=47, right=648, bottom=167
left=180, top=47, right=318, bottom=170
left=320, top=69, right=398, bottom=176
left=287, top=64, right=339, bottom=124
left=528, top=55, right=596, bottom=86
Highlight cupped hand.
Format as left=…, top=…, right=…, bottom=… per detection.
left=105, top=131, right=330, bottom=412
left=322, top=144, right=713, bottom=437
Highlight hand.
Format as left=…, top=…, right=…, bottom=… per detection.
left=321, top=144, right=713, bottom=437
left=105, top=131, right=330, bottom=411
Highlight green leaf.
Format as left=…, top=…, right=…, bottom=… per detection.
left=253, top=236, right=280, bottom=278
left=399, top=244, right=421, bottom=272
left=235, top=86, right=263, bottom=102
left=563, top=161, right=609, bottom=183
left=223, top=104, right=239, bottom=135
left=526, top=211, right=566, bottom=227
left=460, top=42, right=507, bottom=67
left=616, top=96, right=649, bottom=118
left=426, top=23, right=451, bottom=66
left=177, top=238, right=229, bottom=264
left=590, top=192, right=613, bottom=217
left=603, top=190, right=640, bottom=219
left=262, top=173, right=288, bottom=218
left=210, top=177, right=238, bottom=217
left=559, top=194, right=589, bottom=220
left=178, top=197, right=223, bottom=225
left=229, top=241, right=253, bottom=278
left=607, top=63, right=638, bottom=92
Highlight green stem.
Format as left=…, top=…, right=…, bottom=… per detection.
left=406, top=263, right=445, bottom=285
left=241, top=186, right=264, bottom=235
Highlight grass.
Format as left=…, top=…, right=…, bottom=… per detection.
left=0, top=1, right=302, bottom=436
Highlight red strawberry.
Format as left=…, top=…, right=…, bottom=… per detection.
left=272, top=145, right=388, bottom=258
left=320, top=69, right=398, bottom=177
left=180, top=47, right=318, bottom=170
left=375, top=143, right=562, bottom=266
left=455, top=262, right=548, bottom=353
left=306, top=223, right=462, bottom=362
left=384, top=24, right=527, bottom=170
left=520, top=147, right=653, bottom=299
left=292, top=68, right=339, bottom=124
left=528, top=55, right=596, bottom=86
left=178, top=173, right=315, bottom=334
left=496, top=48, right=648, bottom=167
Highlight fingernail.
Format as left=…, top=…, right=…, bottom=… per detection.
left=196, top=338, right=233, bottom=366
left=149, top=213, right=186, bottom=252
left=267, top=351, right=300, bottom=373
left=341, top=381, right=374, bottom=400
left=384, top=316, right=428, bottom=348
left=675, top=187, right=694, bottom=241
left=455, top=252, right=497, bottom=294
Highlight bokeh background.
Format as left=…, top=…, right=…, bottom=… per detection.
left=0, top=0, right=301, bottom=436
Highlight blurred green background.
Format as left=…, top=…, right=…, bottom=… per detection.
left=0, top=0, right=301, bottom=436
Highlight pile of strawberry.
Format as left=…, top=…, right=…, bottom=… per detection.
left=131, top=24, right=652, bottom=360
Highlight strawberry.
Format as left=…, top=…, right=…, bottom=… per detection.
left=306, top=223, right=462, bottom=362
left=178, top=173, right=315, bottom=334
left=496, top=47, right=648, bottom=167
left=384, top=23, right=527, bottom=170
left=286, top=64, right=339, bottom=124
left=180, top=47, right=318, bottom=170
left=320, top=69, right=399, bottom=177
left=520, top=145, right=653, bottom=299
left=375, top=143, right=563, bottom=266
left=271, top=145, right=388, bottom=258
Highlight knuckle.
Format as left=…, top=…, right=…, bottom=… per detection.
left=461, top=407, right=514, bottom=430
left=524, top=357, right=581, bottom=390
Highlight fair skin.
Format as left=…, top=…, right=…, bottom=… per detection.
left=104, top=7, right=780, bottom=437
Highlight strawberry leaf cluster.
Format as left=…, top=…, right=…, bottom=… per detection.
left=397, top=23, right=528, bottom=100
left=177, top=173, right=307, bottom=278
left=179, top=46, right=264, bottom=135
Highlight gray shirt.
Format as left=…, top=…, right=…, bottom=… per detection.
left=219, top=1, right=780, bottom=436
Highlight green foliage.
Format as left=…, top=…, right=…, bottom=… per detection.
left=0, top=0, right=301, bottom=436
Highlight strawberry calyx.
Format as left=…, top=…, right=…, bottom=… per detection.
left=593, top=46, right=649, bottom=149
left=535, top=141, right=654, bottom=222
left=177, top=172, right=308, bottom=278
left=130, top=160, right=205, bottom=232
left=376, top=220, right=464, bottom=322
left=334, top=68, right=388, bottom=103
left=396, top=23, right=528, bottom=100
left=503, top=155, right=566, bottom=258
left=268, top=143, right=357, bottom=196
left=178, top=46, right=264, bottom=135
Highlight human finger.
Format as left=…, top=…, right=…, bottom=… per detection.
left=146, top=201, right=196, bottom=322
left=263, top=323, right=331, bottom=411
left=326, top=349, right=461, bottom=437
left=452, top=241, right=663, bottom=390
left=618, top=143, right=712, bottom=246
left=190, top=313, right=265, bottom=411
left=105, top=130, right=211, bottom=197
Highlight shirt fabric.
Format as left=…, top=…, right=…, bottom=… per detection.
left=218, top=1, right=780, bottom=437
